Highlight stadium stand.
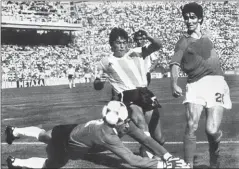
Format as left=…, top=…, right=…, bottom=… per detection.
left=1, top=1, right=239, bottom=87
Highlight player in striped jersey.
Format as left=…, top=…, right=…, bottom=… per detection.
left=170, top=2, right=232, bottom=168
left=94, top=28, right=165, bottom=150
left=5, top=101, right=189, bottom=169
left=133, top=30, right=161, bottom=85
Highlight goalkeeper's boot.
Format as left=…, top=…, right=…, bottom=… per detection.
left=5, top=126, right=19, bottom=145
left=6, top=156, right=22, bottom=169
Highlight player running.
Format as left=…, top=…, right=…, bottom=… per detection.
left=5, top=101, right=189, bottom=169
left=170, top=2, right=232, bottom=168
left=94, top=28, right=165, bottom=157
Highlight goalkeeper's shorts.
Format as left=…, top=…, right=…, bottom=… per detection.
left=46, top=124, right=77, bottom=168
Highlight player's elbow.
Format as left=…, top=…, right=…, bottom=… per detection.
left=93, top=78, right=104, bottom=90
left=153, top=38, right=163, bottom=49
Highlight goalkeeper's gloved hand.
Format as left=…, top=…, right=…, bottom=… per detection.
left=164, top=156, right=190, bottom=168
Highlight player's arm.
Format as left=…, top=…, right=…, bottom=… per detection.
left=93, top=62, right=107, bottom=90
left=141, top=30, right=163, bottom=59
left=148, top=53, right=162, bottom=73
left=127, top=120, right=167, bottom=159
left=103, top=134, right=163, bottom=168
left=169, top=37, right=186, bottom=97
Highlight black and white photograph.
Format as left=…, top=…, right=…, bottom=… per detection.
left=1, top=0, right=239, bottom=168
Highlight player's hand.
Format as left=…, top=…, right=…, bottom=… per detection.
left=164, top=156, right=190, bottom=168
left=172, top=84, right=183, bottom=98
left=138, top=29, right=148, bottom=39
left=99, top=73, right=108, bottom=82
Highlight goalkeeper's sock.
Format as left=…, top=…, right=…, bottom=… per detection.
left=13, top=157, right=47, bottom=168
left=184, top=135, right=196, bottom=168
left=13, top=126, right=45, bottom=140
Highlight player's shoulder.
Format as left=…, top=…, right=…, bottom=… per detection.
left=128, top=47, right=143, bottom=58
left=130, top=47, right=142, bottom=53
left=174, top=33, right=189, bottom=51
left=201, top=30, right=214, bottom=43
left=100, top=54, right=113, bottom=67
left=102, top=128, right=121, bottom=144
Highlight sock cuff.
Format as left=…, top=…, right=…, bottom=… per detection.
left=207, top=130, right=223, bottom=143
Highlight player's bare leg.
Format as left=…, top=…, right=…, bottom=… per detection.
left=7, top=156, right=47, bottom=169
left=145, top=108, right=165, bottom=145
left=69, top=79, right=72, bottom=88
left=5, top=126, right=51, bottom=168
left=184, top=103, right=204, bottom=168
left=129, top=104, right=154, bottom=157
left=129, top=104, right=149, bottom=132
left=72, top=78, right=76, bottom=87
left=6, top=126, right=51, bottom=144
left=205, top=106, right=224, bottom=168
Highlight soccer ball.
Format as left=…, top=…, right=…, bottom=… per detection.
left=102, top=101, right=128, bottom=125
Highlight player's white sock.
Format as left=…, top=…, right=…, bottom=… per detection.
left=163, top=152, right=172, bottom=161
left=13, top=127, right=45, bottom=140
left=13, top=157, right=47, bottom=168
left=157, top=161, right=165, bottom=168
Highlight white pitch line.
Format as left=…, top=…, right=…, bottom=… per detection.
left=1, top=140, right=239, bottom=145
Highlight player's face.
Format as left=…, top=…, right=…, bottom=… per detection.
left=115, top=118, right=130, bottom=135
left=111, top=37, right=129, bottom=58
left=135, top=37, right=146, bottom=47
left=184, top=12, right=201, bottom=32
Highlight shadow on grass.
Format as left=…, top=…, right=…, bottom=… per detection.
left=194, top=164, right=209, bottom=169
left=82, top=153, right=129, bottom=168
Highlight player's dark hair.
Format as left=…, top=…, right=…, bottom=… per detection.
left=109, top=27, right=129, bottom=46
left=182, top=2, right=203, bottom=24
left=133, top=30, right=146, bottom=42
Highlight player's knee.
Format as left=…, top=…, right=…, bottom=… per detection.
left=38, top=130, right=51, bottom=144
left=154, top=135, right=165, bottom=145
left=206, top=122, right=221, bottom=136
left=186, top=120, right=199, bottom=135
left=205, top=127, right=219, bottom=137
left=132, top=117, right=148, bottom=131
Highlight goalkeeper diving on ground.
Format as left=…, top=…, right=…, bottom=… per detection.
left=5, top=101, right=190, bottom=168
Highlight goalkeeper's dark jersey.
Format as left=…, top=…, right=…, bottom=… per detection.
left=67, top=119, right=162, bottom=168
left=170, top=33, right=224, bottom=83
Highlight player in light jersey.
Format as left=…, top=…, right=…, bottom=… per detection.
left=170, top=2, right=232, bottom=168
left=66, top=64, right=76, bottom=88
left=94, top=28, right=165, bottom=150
left=5, top=101, right=189, bottom=169
left=133, top=30, right=161, bottom=85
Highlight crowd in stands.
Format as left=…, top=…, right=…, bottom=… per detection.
left=1, top=0, right=239, bottom=82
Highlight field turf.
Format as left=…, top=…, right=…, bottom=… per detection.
left=1, top=76, right=239, bottom=168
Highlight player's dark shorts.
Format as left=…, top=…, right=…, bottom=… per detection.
left=117, top=87, right=161, bottom=112
left=45, top=124, right=77, bottom=168
left=68, top=74, right=73, bottom=80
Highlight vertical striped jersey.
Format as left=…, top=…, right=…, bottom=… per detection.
left=98, top=47, right=148, bottom=93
